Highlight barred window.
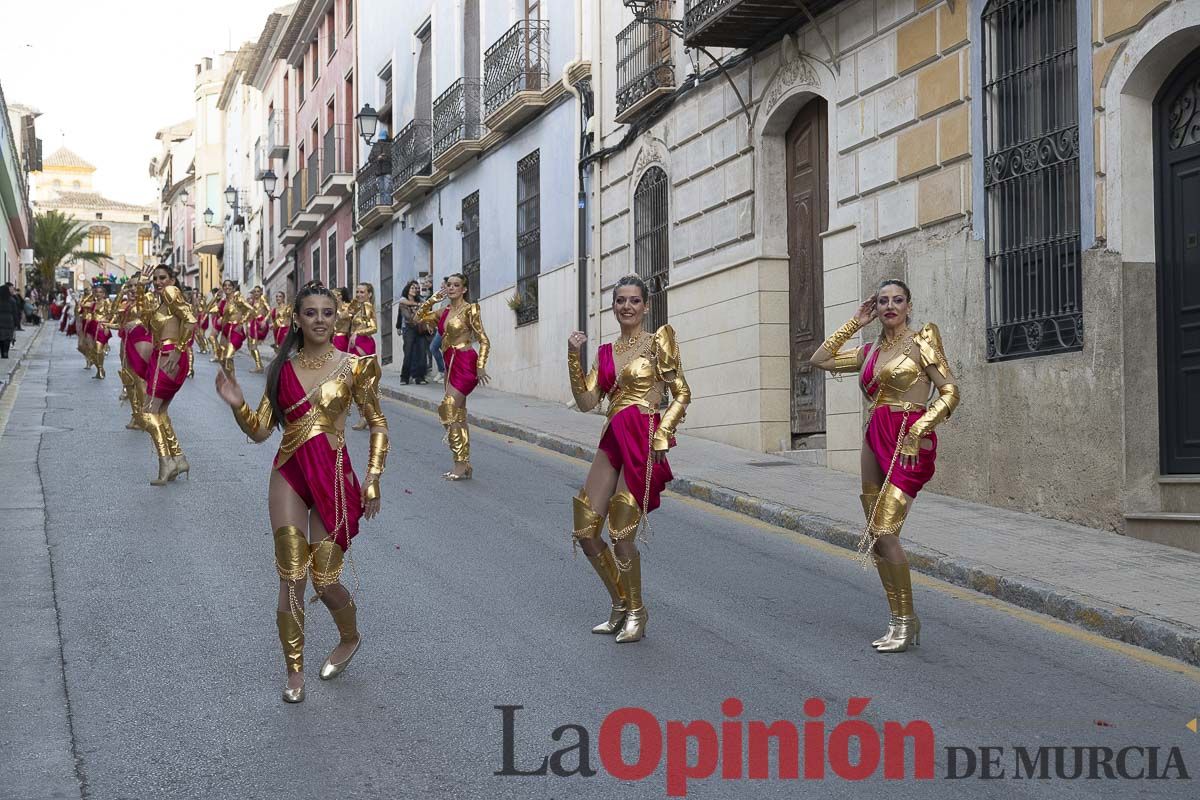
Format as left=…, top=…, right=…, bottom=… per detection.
left=982, top=0, right=1082, bottom=361
left=462, top=191, right=481, bottom=301
left=516, top=150, right=540, bottom=325
left=633, top=166, right=670, bottom=333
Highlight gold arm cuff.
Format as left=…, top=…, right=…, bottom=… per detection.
left=821, top=318, right=863, bottom=354
left=905, top=382, right=960, bottom=444
left=233, top=401, right=260, bottom=439
left=366, top=431, right=389, bottom=477
left=828, top=346, right=863, bottom=374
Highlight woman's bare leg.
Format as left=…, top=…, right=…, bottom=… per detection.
left=576, top=452, right=621, bottom=558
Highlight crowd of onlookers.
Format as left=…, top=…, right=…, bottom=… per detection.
left=396, top=274, right=447, bottom=385
left=0, top=282, right=46, bottom=359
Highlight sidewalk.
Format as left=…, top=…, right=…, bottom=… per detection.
left=379, top=368, right=1200, bottom=667
left=1, top=321, right=47, bottom=402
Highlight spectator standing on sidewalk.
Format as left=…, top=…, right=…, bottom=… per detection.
left=4, top=283, right=21, bottom=332
left=396, top=280, right=427, bottom=385
left=424, top=276, right=447, bottom=382
left=0, top=285, right=17, bottom=358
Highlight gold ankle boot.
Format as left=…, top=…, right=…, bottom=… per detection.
left=875, top=560, right=920, bottom=653
left=320, top=602, right=361, bottom=680
left=276, top=610, right=306, bottom=702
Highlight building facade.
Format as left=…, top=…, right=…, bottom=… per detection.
left=0, top=81, right=34, bottom=288
left=191, top=53, right=235, bottom=294
left=150, top=120, right=195, bottom=284
left=31, top=146, right=155, bottom=289
left=586, top=0, right=1199, bottom=550
left=355, top=0, right=591, bottom=391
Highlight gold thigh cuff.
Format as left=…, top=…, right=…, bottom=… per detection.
left=869, top=484, right=911, bottom=537
left=274, top=526, right=310, bottom=582
left=572, top=491, right=605, bottom=543
left=860, top=482, right=882, bottom=523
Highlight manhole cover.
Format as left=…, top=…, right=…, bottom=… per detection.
left=747, top=461, right=795, bottom=468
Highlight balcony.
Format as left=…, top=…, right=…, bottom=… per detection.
left=615, top=2, right=676, bottom=123
left=267, top=112, right=288, bottom=158
left=292, top=168, right=323, bottom=231
left=303, top=149, right=336, bottom=214
left=321, top=123, right=354, bottom=197
left=355, top=143, right=395, bottom=235
left=254, top=141, right=269, bottom=180
left=683, top=0, right=833, bottom=49
left=390, top=119, right=434, bottom=205
left=483, top=19, right=550, bottom=133
left=433, top=78, right=485, bottom=172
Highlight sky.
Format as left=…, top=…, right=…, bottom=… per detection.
left=0, top=0, right=290, bottom=205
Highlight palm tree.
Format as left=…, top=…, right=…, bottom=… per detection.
left=32, top=210, right=106, bottom=290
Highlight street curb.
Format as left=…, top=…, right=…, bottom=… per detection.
left=380, top=384, right=1200, bottom=667
left=0, top=324, right=46, bottom=403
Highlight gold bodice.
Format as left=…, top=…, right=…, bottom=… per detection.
left=252, top=296, right=271, bottom=320
left=221, top=293, right=253, bottom=325
left=273, top=302, right=292, bottom=330
left=351, top=301, right=377, bottom=338
left=334, top=300, right=354, bottom=335
left=149, top=285, right=198, bottom=345
left=416, top=298, right=491, bottom=369
left=568, top=325, right=691, bottom=451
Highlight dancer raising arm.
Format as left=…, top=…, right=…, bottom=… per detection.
left=566, top=275, right=691, bottom=644
left=810, top=278, right=961, bottom=653
left=214, top=282, right=389, bottom=703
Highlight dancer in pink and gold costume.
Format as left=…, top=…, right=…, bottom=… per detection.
left=215, top=281, right=388, bottom=704
left=143, top=265, right=197, bottom=486
left=331, top=287, right=353, bottom=352
left=349, top=283, right=379, bottom=431
left=271, top=291, right=292, bottom=350
left=566, top=275, right=691, bottom=644
left=87, top=285, right=115, bottom=380
left=216, top=280, right=253, bottom=375
left=811, top=278, right=961, bottom=653
left=416, top=273, right=490, bottom=480
left=116, top=277, right=155, bottom=429
left=247, top=286, right=271, bottom=373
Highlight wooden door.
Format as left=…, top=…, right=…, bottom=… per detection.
left=786, top=99, right=828, bottom=439
left=1155, top=51, right=1200, bottom=473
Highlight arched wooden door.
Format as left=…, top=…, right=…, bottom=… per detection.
left=786, top=98, right=828, bottom=442
left=1155, top=49, right=1200, bottom=474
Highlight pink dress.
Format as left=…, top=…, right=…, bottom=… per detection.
left=860, top=344, right=937, bottom=497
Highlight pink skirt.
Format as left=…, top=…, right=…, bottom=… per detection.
left=865, top=406, right=937, bottom=498
left=95, top=326, right=111, bottom=345
left=598, top=405, right=673, bottom=513
left=332, top=333, right=350, bottom=352
left=124, top=325, right=153, bottom=381
left=274, top=326, right=288, bottom=347
left=146, top=344, right=190, bottom=402
left=275, top=437, right=363, bottom=550
left=352, top=335, right=376, bottom=356
left=222, top=324, right=246, bottom=350
left=444, top=347, right=479, bottom=396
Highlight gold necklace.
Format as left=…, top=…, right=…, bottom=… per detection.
left=613, top=330, right=650, bottom=356
left=293, top=347, right=335, bottom=370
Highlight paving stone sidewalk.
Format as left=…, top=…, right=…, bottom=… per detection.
left=379, top=368, right=1200, bottom=666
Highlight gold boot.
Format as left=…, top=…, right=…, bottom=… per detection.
left=143, top=413, right=176, bottom=486
left=573, top=492, right=626, bottom=634
left=875, top=559, right=920, bottom=653
left=126, top=378, right=148, bottom=430
left=318, top=585, right=361, bottom=681
left=439, top=397, right=472, bottom=479
left=93, top=342, right=106, bottom=379
left=159, top=414, right=188, bottom=481
left=860, top=483, right=897, bottom=648
left=276, top=610, right=306, bottom=702
left=608, top=492, right=647, bottom=643
left=249, top=342, right=264, bottom=373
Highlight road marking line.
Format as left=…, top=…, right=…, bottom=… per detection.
left=380, top=393, right=1200, bottom=683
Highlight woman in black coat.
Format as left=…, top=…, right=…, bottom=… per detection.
left=0, top=286, right=16, bottom=359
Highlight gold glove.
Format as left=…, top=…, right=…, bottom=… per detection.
left=567, top=350, right=601, bottom=412
left=234, top=395, right=275, bottom=441
left=899, top=383, right=960, bottom=460
left=652, top=326, right=690, bottom=451
left=822, top=318, right=862, bottom=354
left=366, top=431, right=389, bottom=478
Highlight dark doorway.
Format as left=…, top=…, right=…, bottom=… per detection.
left=785, top=98, right=828, bottom=444
left=379, top=244, right=393, bottom=365
left=1154, top=49, right=1200, bottom=474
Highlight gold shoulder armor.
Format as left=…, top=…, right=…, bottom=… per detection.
left=653, top=324, right=681, bottom=374
left=915, top=322, right=951, bottom=377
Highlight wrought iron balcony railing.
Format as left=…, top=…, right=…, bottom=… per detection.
left=616, top=2, right=676, bottom=120
left=390, top=120, right=433, bottom=185
left=433, top=77, right=484, bottom=160
left=356, top=171, right=394, bottom=217
left=483, top=19, right=550, bottom=118
left=322, top=123, right=350, bottom=182
left=306, top=151, right=319, bottom=204
left=683, top=0, right=830, bottom=48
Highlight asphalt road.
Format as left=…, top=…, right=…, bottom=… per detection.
left=5, top=331, right=1199, bottom=799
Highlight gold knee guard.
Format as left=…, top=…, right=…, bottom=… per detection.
left=309, top=539, right=345, bottom=596
left=607, top=491, right=643, bottom=544
left=276, top=610, right=305, bottom=674
left=274, top=526, right=310, bottom=585
left=438, top=397, right=470, bottom=464
left=575, top=492, right=627, bottom=632
left=860, top=482, right=882, bottom=522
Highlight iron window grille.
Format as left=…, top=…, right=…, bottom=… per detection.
left=433, top=77, right=484, bottom=159
left=982, top=0, right=1082, bottom=361
left=484, top=19, right=550, bottom=118
left=462, top=191, right=481, bottom=301
left=634, top=166, right=671, bottom=334
left=616, top=1, right=676, bottom=118
left=516, top=150, right=541, bottom=325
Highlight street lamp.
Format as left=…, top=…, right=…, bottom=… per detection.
left=224, top=185, right=238, bottom=206
left=203, top=207, right=215, bottom=226
left=260, top=169, right=279, bottom=199
left=356, top=103, right=379, bottom=145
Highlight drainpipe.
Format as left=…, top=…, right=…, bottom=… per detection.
left=561, top=0, right=591, bottom=371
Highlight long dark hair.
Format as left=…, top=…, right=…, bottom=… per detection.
left=265, top=282, right=337, bottom=425
left=400, top=280, right=420, bottom=302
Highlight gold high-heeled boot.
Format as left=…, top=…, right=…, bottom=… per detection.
left=875, top=559, right=920, bottom=653
left=117, top=366, right=133, bottom=404
left=439, top=397, right=472, bottom=479
left=860, top=483, right=897, bottom=648
left=143, top=413, right=175, bottom=486
left=608, top=492, right=647, bottom=643
left=248, top=341, right=264, bottom=373
left=276, top=610, right=306, bottom=702
left=125, top=376, right=147, bottom=430
left=93, top=342, right=106, bottom=379
left=159, top=413, right=188, bottom=480
left=573, top=492, right=626, bottom=634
